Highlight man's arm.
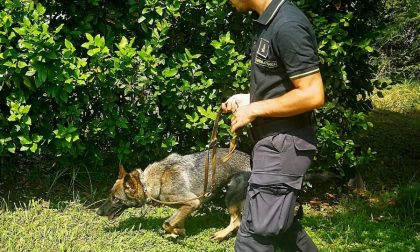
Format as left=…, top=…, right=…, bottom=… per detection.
left=230, top=72, right=324, bottom=132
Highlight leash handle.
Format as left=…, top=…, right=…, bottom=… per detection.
left=222, top=134, right=237, bottom=162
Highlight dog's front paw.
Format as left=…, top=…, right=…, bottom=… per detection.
left=164, top=233, right=180, bottom=239
left=163, top=222, right=186, bottom=239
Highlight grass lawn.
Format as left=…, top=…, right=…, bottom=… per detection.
left=0, top=82, right=419, bottom=251
left=0, top=196, right=418, bottom=252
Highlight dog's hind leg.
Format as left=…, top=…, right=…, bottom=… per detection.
left=211, top=172, right=250, bottom=242
left=211, top=201, right=243, bottom=242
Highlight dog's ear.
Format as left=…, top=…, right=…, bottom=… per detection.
left=118, top=164, right=127, bottom=179
left=124, top=173, right=138, bottom=192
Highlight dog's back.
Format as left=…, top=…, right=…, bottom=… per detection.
left=143, top=148, right=251, bottom=200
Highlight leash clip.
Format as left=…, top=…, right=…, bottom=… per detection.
left=204, top=192, right=212, bottom=198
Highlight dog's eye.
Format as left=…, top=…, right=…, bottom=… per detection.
left=112, top=196, right=119, bottom=202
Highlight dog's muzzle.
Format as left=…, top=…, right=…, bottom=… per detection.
left=96, top=200, right=128, bottom=220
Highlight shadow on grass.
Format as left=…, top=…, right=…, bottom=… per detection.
left=104, top=214, right=168, bottom=233
left=357, top=109, right=419, bottom=190
left=104, top=206, right=231, bottom=237
left=303, top=190, right=419, bottom=251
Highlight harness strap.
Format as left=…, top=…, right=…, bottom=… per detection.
left=144, top=190, right=209, bottom=205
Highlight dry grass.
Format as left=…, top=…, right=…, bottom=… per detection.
left=372, top=81, right=420, bottom=114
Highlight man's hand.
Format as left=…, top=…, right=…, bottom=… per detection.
left=221, top=94, right=250, bottom=113
left=222, top=94, right=252, bottom=132
left=230, top=104, right=256, bottom=133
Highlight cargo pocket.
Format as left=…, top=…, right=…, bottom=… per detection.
left=271, top=133, right=288, bottom=153
left=246, top=186, right=296, bottom=237
left=292, top=127, right=317, bottom=155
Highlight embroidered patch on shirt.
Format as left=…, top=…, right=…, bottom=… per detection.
left=255, top=56, right=278, bottom=68
left=257, top=38, right=270, bottom=58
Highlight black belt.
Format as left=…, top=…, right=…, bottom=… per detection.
left=250, top=112, right=314, bottom=143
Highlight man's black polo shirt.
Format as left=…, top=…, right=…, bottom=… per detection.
left=250, top=0, right=320, bottom=140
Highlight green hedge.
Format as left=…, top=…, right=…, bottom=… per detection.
left=0, top=0, right=381, bottom=176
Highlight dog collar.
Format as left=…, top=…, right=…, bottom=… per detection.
left=136, top=168, right=155, bottom=204
left=136, top=168, right=146, bottom=191
left=136, top=168, right=150, bottom=195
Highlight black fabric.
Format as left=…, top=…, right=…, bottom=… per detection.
left=250, top=111, right=315, bottom=142
left=235, top=185, right=318, bottom=252
left=250, top=0, right=320, bottom=136
left=273, top=21, right=319, bottom=79
left=245, top=185, right=296, bottom=236
left=250, top=0, right=320, bottom=103
left=249, top=127, right=317, bottom=190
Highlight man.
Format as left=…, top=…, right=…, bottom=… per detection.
left=222, top=0, right=324, bottom=251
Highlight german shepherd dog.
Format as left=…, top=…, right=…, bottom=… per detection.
left=96, top=148, right=251, bottom=241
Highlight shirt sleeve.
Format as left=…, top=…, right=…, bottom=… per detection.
left=273, top=21, right=320, bottom=80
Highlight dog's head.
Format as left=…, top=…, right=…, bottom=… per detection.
left=96, top=164, right=147, bottom=220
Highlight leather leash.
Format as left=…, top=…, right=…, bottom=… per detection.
left=203, top=107, right=237, bottom=196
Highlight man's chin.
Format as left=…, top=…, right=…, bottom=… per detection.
left=234, top=6, right=250, bottom=13
left=229, top=2, right=246, bottom=13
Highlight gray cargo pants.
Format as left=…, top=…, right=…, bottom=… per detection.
left=235, top=128, right=318, bottom=252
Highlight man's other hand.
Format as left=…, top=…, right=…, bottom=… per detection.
left=221, top=93, right=250, bottom=113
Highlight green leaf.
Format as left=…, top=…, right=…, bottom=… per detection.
left=25, top=69, right=37, bottom=76
left=119, top=36, right=128, bottom=49
left=94, top=35, right=104, bottom=47
left=197, top=106, right=207, bottom=116
left=36, top=4, right=46, bottom=15
left=8, top=31, right=16, bottom=40
left=156, top=7, right=163, bottom=16
left=24, top=116, right=32, bottom=125
left=22, top=105, right=31, bottom=114
left=7, top=146, right=16, bottom=153
left=87, top=48, right=100, bottom=56
left=78, top=58, right=88, bottom=67
left=46, top=52, right=58, bottom=59
left=138, top=16, right=146, bottom=23
left=66, top=126, right=76, bottom=134
left=4, top=61, right=15, bottom=68
left=41, top=23, right=48, bottom=33
left=65, top=135, right=72, bottom=142
left=33, top=135, right=44, bottom=143
left=55, top=24, right=64, bottom=33
left=23, top=17, right=31, bottom=27
left=335, top=152, right=342, bottom=159
left=18, top=136, right=32, bottom=145
left=86, top=33, right=93, bottom=42
left=18, top=61, right=27, bottom=68
left=81, top=42, right=91, bottom=49
left=20, top=146, right=29, bottom=152
left=30, top=143, right=38, bottom=153
left=210, top=40, right=221, bottom=49
left=65, top=39, right=75, bottom=51
left=7, top=114, right=17, bottom=122
left=23, top=77, right=32, bottom=88
left=163, top=68, right=178, bottom=78
left=37, top=65, right=47, bottom=84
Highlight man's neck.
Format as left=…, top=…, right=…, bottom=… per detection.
left=251, top=0, right=273, bottom=16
